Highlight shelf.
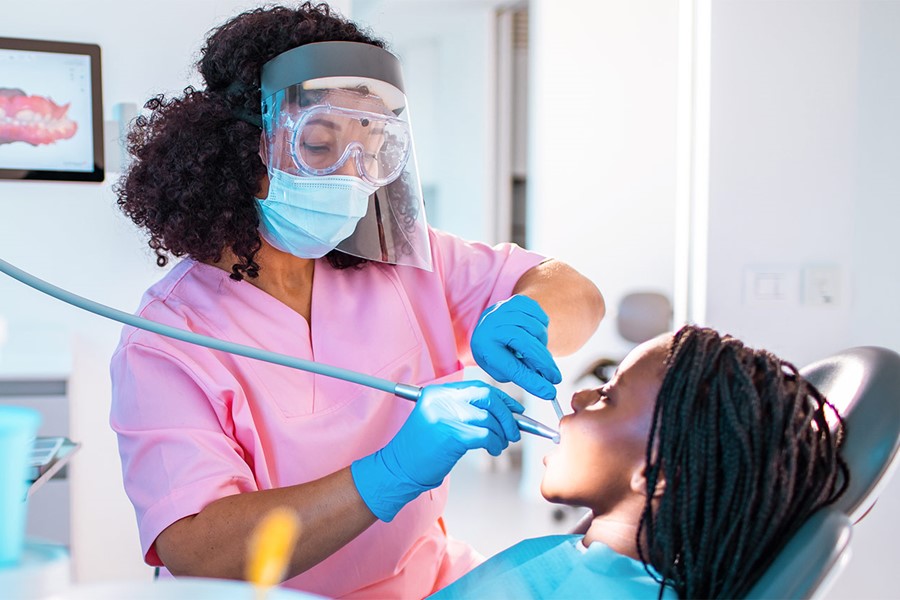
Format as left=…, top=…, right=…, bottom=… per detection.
left=27, top=438, right=80, bottom=498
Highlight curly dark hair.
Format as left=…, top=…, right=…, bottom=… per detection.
left=115, top=3, right=387, bottom=280
left=638, top=325, right=849, bottom=599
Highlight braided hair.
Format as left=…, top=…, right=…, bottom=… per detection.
left=637, top=325, right=849, bottom=599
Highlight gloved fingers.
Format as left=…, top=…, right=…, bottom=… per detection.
left=484, top=433, right=507, bottom=457
left=475, top=295, right=549, bottom=343
left=489, top=313, right=550, bottom=347
left=504, top=358, right=559, bottom=400
left=453, top=420, right=509, bottom=457
left=474, top=345, right=522, bottom=384
left=419, top=382, right=513, bottom=443
left=497, top=390, right=525, bottom=414
left=508, top=337, right=562, bottom=384
left=448, top=395, right=509, bottom=441
left=468, top=387, right=523, bottom=443
left=475, top=347, right=557, bottom=399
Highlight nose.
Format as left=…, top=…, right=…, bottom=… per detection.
left=331, top=142, right=368, bottom=178
left=333, top=158, right=363, bottom=178
left=571, top=388, right=600, bottom=412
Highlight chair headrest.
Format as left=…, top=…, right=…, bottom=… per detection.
left=743, top=508, right=852, bottom=599
left=800, top=346, right=900, bottom=521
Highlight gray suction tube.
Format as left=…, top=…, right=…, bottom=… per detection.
left=0, top=257, right=559, bottom=441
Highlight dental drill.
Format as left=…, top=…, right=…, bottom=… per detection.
left=0, top=258, right=560, bottom=443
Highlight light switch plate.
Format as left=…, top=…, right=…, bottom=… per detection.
left=743, top=267, right=798, bottom=306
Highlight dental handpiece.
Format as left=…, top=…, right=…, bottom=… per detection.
left=394, top=384, right=560, bottom=444
left=0, top=257, right=562, bottom=445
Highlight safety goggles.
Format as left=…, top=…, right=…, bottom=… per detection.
left=286, top=103, right=412, bottom=187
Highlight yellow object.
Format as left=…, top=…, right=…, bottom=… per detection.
left=246, top=507, right=301, bottom=591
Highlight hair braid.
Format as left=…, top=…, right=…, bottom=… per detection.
left=637, top=325, right=849, bottom=599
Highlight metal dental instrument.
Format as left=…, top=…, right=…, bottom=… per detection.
left=394, top=384, right=559, bottom=443
left=549, top=396, right=565, bottom=421
left=0, top=257, right=560, bottom=443
left=512, top=350, right=564, bottom=430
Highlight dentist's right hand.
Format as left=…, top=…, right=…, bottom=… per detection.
left=351, top=381, right=523, bottom=522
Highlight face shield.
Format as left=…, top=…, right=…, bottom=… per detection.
left=259, top=42, right=432, bottom=271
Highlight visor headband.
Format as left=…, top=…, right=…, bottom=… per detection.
left=261, top=41, right=405, bottom=100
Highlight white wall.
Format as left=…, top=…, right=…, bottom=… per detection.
left=0, top=0, right=351, bottom=583
left=531, top=0, right=898, bottom=595
left=352, top=0, right=499, bottom=243
left=525, top=0, right=679, bottom=493
left=699, top=1, right=900, bottom=597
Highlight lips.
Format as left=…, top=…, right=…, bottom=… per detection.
left=0, top=89, right=78, bottom=146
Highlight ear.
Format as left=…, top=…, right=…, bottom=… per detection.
left=630, top=463, right=666, bottom=498
left=255, top=174, right=270, bottom=200
left=258, top=130, right=269, bottom=164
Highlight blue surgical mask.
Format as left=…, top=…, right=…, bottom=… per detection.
left=257, top=169, right=377, bottom=259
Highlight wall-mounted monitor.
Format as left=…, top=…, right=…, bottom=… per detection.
left=0, top=37, right=104, bottom=182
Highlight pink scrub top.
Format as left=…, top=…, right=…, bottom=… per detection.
left=110, top=228, right=545, bottom=599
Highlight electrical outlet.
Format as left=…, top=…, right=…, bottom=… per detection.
left=802, top=266, right=841, bottom=306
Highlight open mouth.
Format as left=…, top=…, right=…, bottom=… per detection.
left=0, top=88, right=78, bottom=146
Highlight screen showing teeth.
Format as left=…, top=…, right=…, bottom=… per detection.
left=0, top=92, right=78, bottom=146
left=0, top=47, right=94, bottom=172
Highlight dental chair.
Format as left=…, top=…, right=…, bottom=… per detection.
left=744, top=507, right=852, bottom=600
left=745, top=345, right=900, bottom=599
left=800, top=346, right=900, bottom=523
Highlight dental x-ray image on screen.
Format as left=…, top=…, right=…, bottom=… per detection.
left=0, top=37, right=104, bottom=182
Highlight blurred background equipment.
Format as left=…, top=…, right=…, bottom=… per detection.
left=580, top=291, right=673, bottom=385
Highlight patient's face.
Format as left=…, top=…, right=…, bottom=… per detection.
left=541, top=335, right=670, bottom=513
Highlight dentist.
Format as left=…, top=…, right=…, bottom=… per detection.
left=110, top=3, right=603, bottom=598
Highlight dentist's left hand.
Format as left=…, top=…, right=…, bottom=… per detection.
left=351, top=381, right=523, bottom=522
left=471, top=295, right=562, bottom=399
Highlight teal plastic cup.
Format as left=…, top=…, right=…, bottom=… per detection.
left=0, top=406, right=41, bottom=567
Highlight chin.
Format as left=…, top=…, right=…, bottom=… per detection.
left=539, top=476, right=568, bottom=505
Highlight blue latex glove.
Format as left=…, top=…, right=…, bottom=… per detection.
left=470, top=295, right=562, bottom=399
left=351, top=381, right=523, bottom=522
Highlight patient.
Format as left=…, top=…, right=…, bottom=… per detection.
left=432, top=325, right=848, bottom=599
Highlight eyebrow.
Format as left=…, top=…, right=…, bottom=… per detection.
left=307, top=117, right=342, bottom=132
left=307, top=118, right=385, bottom=137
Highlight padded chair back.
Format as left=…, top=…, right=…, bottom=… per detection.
left=744, top=508, right=852, bottom=600
left=800, top=346, right=900, bottom=522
